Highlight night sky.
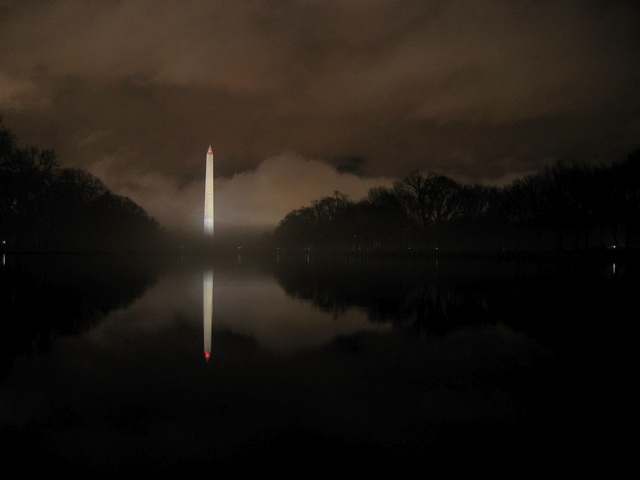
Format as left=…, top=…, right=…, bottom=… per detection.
left=1, top=0, right=639, bottom=234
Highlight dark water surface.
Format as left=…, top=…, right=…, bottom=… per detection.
left=0, top=251, right=635, bottom=473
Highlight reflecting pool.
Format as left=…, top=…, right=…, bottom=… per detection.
left=0, top=252, right=634, bottom=473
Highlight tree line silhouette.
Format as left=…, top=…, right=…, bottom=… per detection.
left=3, top=117, right=639, bottom=255
left=270, top=151, right=640, bottom=255
left=0, top=119, right=165, bottom=251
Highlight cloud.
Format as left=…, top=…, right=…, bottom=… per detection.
left=0, top=72, right=45, bottom=110
left=1, top=0, right=639, bottom=225
left=215, top=153, right=395, bottom=229
left=88, top=151, right=394, bottom=234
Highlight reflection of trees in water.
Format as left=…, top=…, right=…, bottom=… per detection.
left=0, top=253, right=162, bottom=377
left=272, top=254, right=636, bottom=344
left=273, top=256, right=496, bottom=334
left=274, top=256, right=415, bottom=320
left=396, top=282, right=491, bottom=336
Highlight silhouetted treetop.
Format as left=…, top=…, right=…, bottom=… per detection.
left=273, top=154, right=640, bottom=255
left=0, top=119, right=165, bottom=251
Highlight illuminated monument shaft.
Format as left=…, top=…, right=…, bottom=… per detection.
left=204, top=145, right=214, bottom=236
left=203, top=146, right=214, bottom=360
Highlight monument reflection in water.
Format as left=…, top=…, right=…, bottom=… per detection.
left=203, top=269, right=213, bottom=361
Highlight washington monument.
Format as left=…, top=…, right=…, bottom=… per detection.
left=204, top=145, right=214, bottom=236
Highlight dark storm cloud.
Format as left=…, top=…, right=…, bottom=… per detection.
left=1, top=0, right=639, bottom=232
